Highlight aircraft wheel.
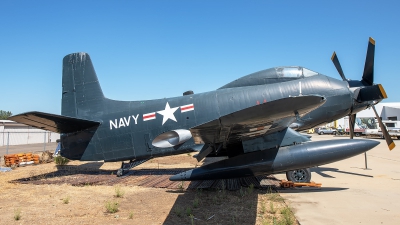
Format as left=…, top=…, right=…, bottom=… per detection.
left=355, top=133, right=360, bottom=137
left=286, top=168, right=311, bottom=183
left=117, top=169, right=124, bottom=177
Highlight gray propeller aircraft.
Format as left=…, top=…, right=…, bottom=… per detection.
left=10, top=37, right=393, bottom=183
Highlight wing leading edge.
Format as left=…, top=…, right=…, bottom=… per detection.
left=9, top=111, right=100, bottom=133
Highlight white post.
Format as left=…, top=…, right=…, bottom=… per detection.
left=43, top=132, right=46, bottom=152
left=6, top=132, right=9, bottom=155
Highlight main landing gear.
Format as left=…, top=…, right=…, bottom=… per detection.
left=285, top=168, right=311, bottom=183
left=116, top=159, right=150, bottom=177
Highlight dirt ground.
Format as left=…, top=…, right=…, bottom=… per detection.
left=0, top=153, right=297, bottom=225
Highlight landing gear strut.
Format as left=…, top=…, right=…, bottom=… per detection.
left=286, top=168, right=311, bottom=183
left=116, top=159, right=149, bottom=177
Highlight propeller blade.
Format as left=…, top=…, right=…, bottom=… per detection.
left=372, top=105, right=395, bottom=150
left=357, top=84, right=388, bottom=102
left=349, top=114, right=356, bottom=139
left=362, top=37, right=375, bottom=86
left=331, top=51, right=347, bottom=81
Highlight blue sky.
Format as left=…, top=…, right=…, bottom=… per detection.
left=1, top=1, right=399, bottom=115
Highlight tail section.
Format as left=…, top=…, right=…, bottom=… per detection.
left=62, top=53, right=105, bottom=118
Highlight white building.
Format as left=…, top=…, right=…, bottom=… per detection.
left=334, top=102, right=400, bottom=129
left=0, top=120, right=60, bottom=146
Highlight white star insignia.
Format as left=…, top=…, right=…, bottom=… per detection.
left=157, top=102, right=179, bottom=125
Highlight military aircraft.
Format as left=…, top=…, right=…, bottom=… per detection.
left=10, top=37, right=393, bottom=183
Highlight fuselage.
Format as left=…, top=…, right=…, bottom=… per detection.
left=60, top=66, right=365, bottom=162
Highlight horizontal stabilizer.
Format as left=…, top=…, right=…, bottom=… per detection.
left=9, top=111, right=100, bottom=133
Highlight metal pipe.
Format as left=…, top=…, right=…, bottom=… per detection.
left=364, top=152, right=368, bottom=169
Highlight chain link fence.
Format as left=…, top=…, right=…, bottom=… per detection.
left=0, top=131, right=59, bottom=156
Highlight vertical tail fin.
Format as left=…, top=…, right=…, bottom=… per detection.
left=62, top=53, right=105, bottom=118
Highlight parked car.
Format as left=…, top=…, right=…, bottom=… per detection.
left=317, top=128, right=337, bottom=135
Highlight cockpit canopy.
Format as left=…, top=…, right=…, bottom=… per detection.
left=276, top=67, right=319, bottom=78
left=219, top=66, right=320, bottom=89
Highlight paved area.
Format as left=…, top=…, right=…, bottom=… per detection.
left=0, top=142, right=57, bottom=156
left=275, top=134, right=400, bottom=225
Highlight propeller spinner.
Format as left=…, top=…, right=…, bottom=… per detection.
left=331, top=37, right=395, bottom=150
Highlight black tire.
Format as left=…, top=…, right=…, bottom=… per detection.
left=355, top=133, right=360, bottom=137
left=332, top=131, right=336, bottom=135
left=286, top=168, right=311, bottom=183
left=397, top=136, right=400, bottom=140
left=319, top=131, right=324, bottom=135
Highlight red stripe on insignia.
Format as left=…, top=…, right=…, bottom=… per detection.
left=181, top=105, right=194, bottom=111
left=143, top=112, right=156, bottom=121
left=143, top=114, right=154, bottom=119
left=181, top=104, right=194, bottom=112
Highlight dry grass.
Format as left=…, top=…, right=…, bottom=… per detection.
left=0, top=154, right=298, bottom=224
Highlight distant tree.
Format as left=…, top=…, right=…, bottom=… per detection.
left=0, top=110, right=12, bottom=119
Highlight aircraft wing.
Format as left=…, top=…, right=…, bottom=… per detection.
left=191, top=95, right=325, bottom=146
left=9, top=111, right=100, bottom=133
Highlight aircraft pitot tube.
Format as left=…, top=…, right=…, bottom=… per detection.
left=169, top=139, right=379, bottom=181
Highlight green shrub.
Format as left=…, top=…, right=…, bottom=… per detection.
left=63, top=196, right=70, bottom=204
left=186, top=207, right=192, bottom=216
left=105, top=201, right=119, bottom=213
left=14, top=208, right=21, bottom=221
left=114, top=186, right=124, bottom=198
left=260, top=201, right=266, bottom=214
left=248, top=183, right=254, bottom=194
left=193, top=196, right=200, bottom=208
left=174, top=207, right=183, bottom=217
left=54, top=156, right=69, bottom=165
left=269, top=202, right=276, bottom=214
left=278, top=206, right=294, bottom=225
